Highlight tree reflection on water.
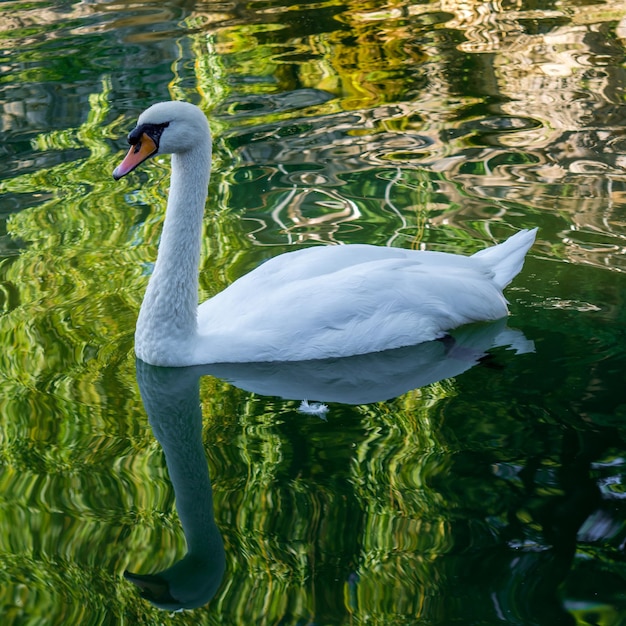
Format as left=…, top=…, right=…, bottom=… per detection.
left=1, top=0, right=626, bottom=624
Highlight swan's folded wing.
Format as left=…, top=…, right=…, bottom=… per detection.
left=197, top=256, right=509, bottom=362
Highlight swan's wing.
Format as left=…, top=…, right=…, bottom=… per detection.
left=197, top=250, right=508, bottom=361
left=221, top=244, right=412, bottom=284
left=201, top=244, right=494, bottom=312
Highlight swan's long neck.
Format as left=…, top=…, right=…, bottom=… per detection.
left=136, top=140, right=211, bottom=364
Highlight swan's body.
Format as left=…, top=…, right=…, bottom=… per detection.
left=114, top=101, right=537, bottom=367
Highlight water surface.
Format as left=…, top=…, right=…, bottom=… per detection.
left=1, top=1, right=626, bottom=624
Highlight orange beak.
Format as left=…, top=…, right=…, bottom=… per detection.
left=113, top=133, right=158, bottom=180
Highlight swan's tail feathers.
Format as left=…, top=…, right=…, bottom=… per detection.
left=472, top=228, right=538, bottom=290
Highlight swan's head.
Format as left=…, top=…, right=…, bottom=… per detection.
left=113, top=101, right=210, bottom=180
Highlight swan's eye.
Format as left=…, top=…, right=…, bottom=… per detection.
left=127, top=122, right=170, bottom=147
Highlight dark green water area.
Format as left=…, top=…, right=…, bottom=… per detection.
left=1, top=1, right=626, bottom=624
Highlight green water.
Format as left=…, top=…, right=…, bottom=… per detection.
left=1, top=0, right=626, bottom=624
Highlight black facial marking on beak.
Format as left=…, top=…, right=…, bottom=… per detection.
left=128, top=122, right=170, bottom=149
left=113, top=121, right=170, bottom=180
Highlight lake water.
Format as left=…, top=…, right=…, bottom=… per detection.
left=1, top=0, right=626, bottom=624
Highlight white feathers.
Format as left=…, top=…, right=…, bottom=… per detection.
left=298, top=400, right=329, bottom=418
left=117, top=102, right=537, bottom=367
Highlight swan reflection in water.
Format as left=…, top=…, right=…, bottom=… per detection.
left=125, top=319, right=533, bottom=610
left=192, top=318, right=532, bottom=405
left=124, top=361, right=226, bottom=611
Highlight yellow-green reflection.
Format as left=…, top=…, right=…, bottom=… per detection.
left=0, top=0, right=626, bottom=625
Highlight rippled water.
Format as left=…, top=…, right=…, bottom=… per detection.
left=1, top=0, right=626, bottom=624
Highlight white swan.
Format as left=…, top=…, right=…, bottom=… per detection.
left=113, top=101, right=537, bottom=367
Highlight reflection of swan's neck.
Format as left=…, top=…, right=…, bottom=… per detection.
left=136, top=142, right=211, bottom=362
left=130, top=363, right=225, bottom=610
left=158, top=398, right=220, bottom=559
left=144, top=370, right=219, bottom=557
